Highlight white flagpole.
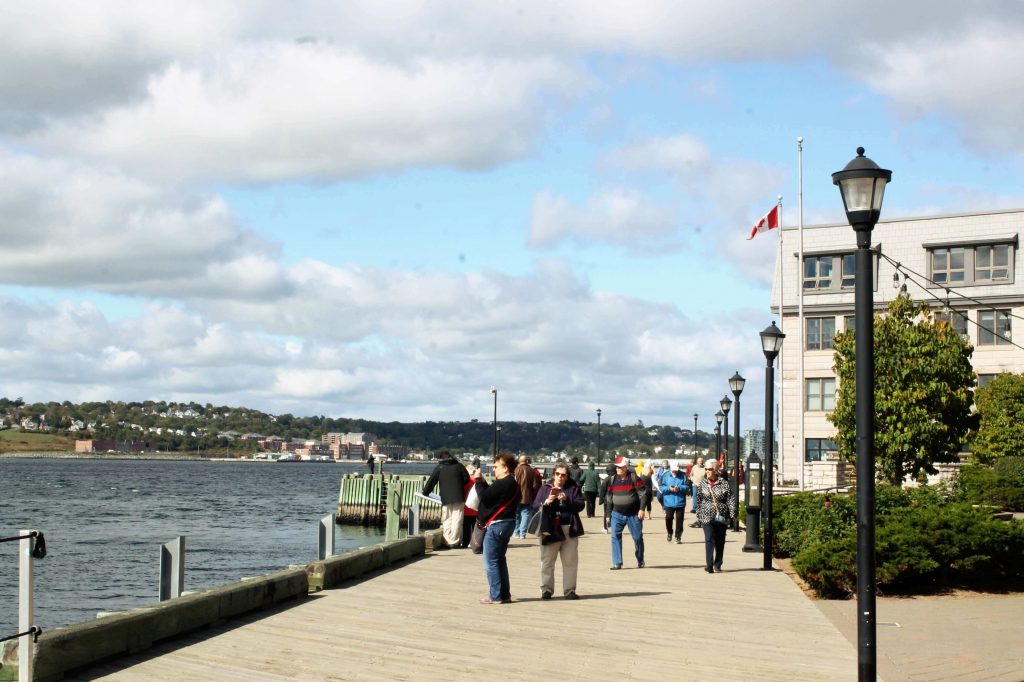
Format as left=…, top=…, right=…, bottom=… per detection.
left=797, top=136, right=805, bottom=492
left=776, top=193, right=784, bottom=490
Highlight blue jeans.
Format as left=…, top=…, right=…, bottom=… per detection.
left=515, top=502, right=532, bottom=537
left=483, top=519, right=515, bottom=600
left=610, top=511, right=644, bottom=567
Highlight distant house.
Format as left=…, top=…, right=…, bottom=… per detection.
left=75, top=440, right=115, bottom=453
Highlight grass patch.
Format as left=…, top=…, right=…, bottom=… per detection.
left=0, top=428, right=74, bottom=452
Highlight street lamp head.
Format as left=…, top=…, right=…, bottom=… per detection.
left=831, top=147, right=891, bottom=229
left=720, top=394, right=732, bottom=415
left=490, top=387, right=496, bottom=396
left=714, top=409, right=724, bottom=425
left=729, top=371, right=746, bottom=397
left=596, top=408, right=602, bottom=417
left=760, top=321, right=786, bottom=362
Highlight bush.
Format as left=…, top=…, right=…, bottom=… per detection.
left=773, top=492, right=855, bottom=558
left=791, top=505, right=1024, bottom=598
left=952, top=463, right=1024, bottom=511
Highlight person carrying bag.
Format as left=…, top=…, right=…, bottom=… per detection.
left=695, top=459, right=736, bottom=573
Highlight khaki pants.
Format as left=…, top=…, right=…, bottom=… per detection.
left=440, top=502, right=464, bottom=547
left=540, top=536, right=579, bottom=594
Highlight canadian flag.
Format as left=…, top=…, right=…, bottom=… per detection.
left=747, top=204, right=780, bottom=240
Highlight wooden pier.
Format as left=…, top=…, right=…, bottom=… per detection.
left=336, top=474, right=441, bottom=528
left=63, top=518, right=859, bottom=681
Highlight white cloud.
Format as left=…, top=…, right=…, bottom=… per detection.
left=0, top=147, right=287, bottom=297
left=528, top=188, right=678, bottom=249
left=0, top=263, right=771, bottom=424
left=26, top=43, right=586, bottom=183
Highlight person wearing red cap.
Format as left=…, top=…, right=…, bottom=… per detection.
left=605, top=456, right=649, bottom=569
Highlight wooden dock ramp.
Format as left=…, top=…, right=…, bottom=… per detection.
left=66, top=517, right=857, bottom=681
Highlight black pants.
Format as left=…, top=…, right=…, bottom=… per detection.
left=703, top=523, right=727, bottom=569
left=584, top=491, right=598, bottom=517
left=664, top=507, right=685, bottom=539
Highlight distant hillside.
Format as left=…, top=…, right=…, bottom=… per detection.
left=0, top=397, right=711, bottom=456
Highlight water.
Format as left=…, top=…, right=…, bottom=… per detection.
left=0, top=457, right=433, bottom=637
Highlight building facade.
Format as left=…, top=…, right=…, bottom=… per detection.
left=770, top=209, right=1024, bottom=487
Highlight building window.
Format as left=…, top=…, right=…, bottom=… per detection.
left=806, top=378, right=837, bottom=412
left=935, top=309, right=969, bottom=339
left=806, top=317, right=836, bottom=350
left=841, top=254, right=855, bottom=288
left=931, top=247, right=966, bottom=284
left=805, top=438, right=837, bottom=462
left=928, top=243, right=1014, bottom=286
left=803, top=256, right=833, bottom=290
left=843, top=315, right=855, bottom=334
left=977, top=373, right=1002, bottom=388
left=803, top=252, right=877, bottom=293
left=978, top=309, right=1012, bottom=346
left=975, top=245, right=1011, bottom=282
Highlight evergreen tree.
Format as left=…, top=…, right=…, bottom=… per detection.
left=829, top=293, right=975, bottom=486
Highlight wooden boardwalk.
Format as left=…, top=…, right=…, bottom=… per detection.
left=68, top=516, right=858, bottom=681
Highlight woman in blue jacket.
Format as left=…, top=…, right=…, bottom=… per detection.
left=658, top=462, right=690, bottom=543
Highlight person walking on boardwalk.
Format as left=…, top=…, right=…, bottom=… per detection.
left=688, top=456, right=706, bottom=527
left=659, top=461, right=690, bottom=544
left=533, top=461, right=585, bottom=600
left=421, top=450, right=470, bottom=549
left=577, top=461, right=602, bottom=518
left=568, top=457, right=583, bottom=482
left=640, top=463, right=655, bottom=519
left=606, top=456, right=648, bottom=569
left=513, top=455, right=541, bottom=538
left=599, top=462, right=616, bottom=533
left=472, top=452, right=519, bottom=604
left=696, top=459, right=736, bottom=573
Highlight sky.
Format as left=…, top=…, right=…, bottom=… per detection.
left=2, top=1, right=1024, bottom=433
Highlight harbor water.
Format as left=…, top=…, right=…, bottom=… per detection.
left=0, top=457, right=434, bottom=638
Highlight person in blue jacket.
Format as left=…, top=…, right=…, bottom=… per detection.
left=659, top=461, right=690, bottom=544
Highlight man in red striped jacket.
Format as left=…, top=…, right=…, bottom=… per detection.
left=606, top=456, right=649, bottom=570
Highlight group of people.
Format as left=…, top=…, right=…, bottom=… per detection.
left=421, top=450, right=737, bottom=605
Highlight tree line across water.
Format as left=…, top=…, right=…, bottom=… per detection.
left=0, top=396, right=707, bottom=457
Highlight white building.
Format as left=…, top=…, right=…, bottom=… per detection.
left=771, top=209, right=1023, bottom=488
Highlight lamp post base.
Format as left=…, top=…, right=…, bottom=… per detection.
left=742, top=543, right=764, bottom=552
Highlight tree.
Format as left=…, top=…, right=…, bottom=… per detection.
left=971, top=373, right=1024, bottom=464
left=828, top=293, right=975, bottom=486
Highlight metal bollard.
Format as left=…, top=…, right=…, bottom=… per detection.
left=318, top=513, right=336, bottom=560
left=159, top=536, right=185, bottom=601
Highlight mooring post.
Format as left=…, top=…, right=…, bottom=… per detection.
left=19, top=529, right=35, bottom=682
left=318, top=513, right=335, bottom=560
left=385, top=487, right=401, bottom=541
left=159, top=536, right=185, bottom=601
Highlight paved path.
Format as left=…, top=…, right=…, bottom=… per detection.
left=814, top=591, right=1024, bottom=681
left=68, top=514, right=858, bottom=681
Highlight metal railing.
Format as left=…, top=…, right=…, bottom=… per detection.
left=1, top=529, right=47, bottom=682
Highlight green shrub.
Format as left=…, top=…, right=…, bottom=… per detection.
left=791, top=532, right=857, bottom=598
left=952, top=463, right=1024, bottom=511
left=774, top=492, right=855, bottom=558
left=790, top=505, right=1024, bottom=598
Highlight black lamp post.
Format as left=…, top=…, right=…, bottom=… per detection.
left=759, top=321, right=785, bottom=572
left=496, top=425, right=501, bottom=453
left=596, top=408, right=602, bottom=464
left=490, top=387, right=498, bottom=456
left=719, top=395, right=732, bottom=472
left=729, top=372, right=745, bottom=532
left=714, top=410, right=724, bottom=460
left=692, top=413, right=698, bottom=457
left=833, top=147, right=891, bottom=681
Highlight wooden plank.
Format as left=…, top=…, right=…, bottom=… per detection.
left=67, top=516, right=857, bottom=681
